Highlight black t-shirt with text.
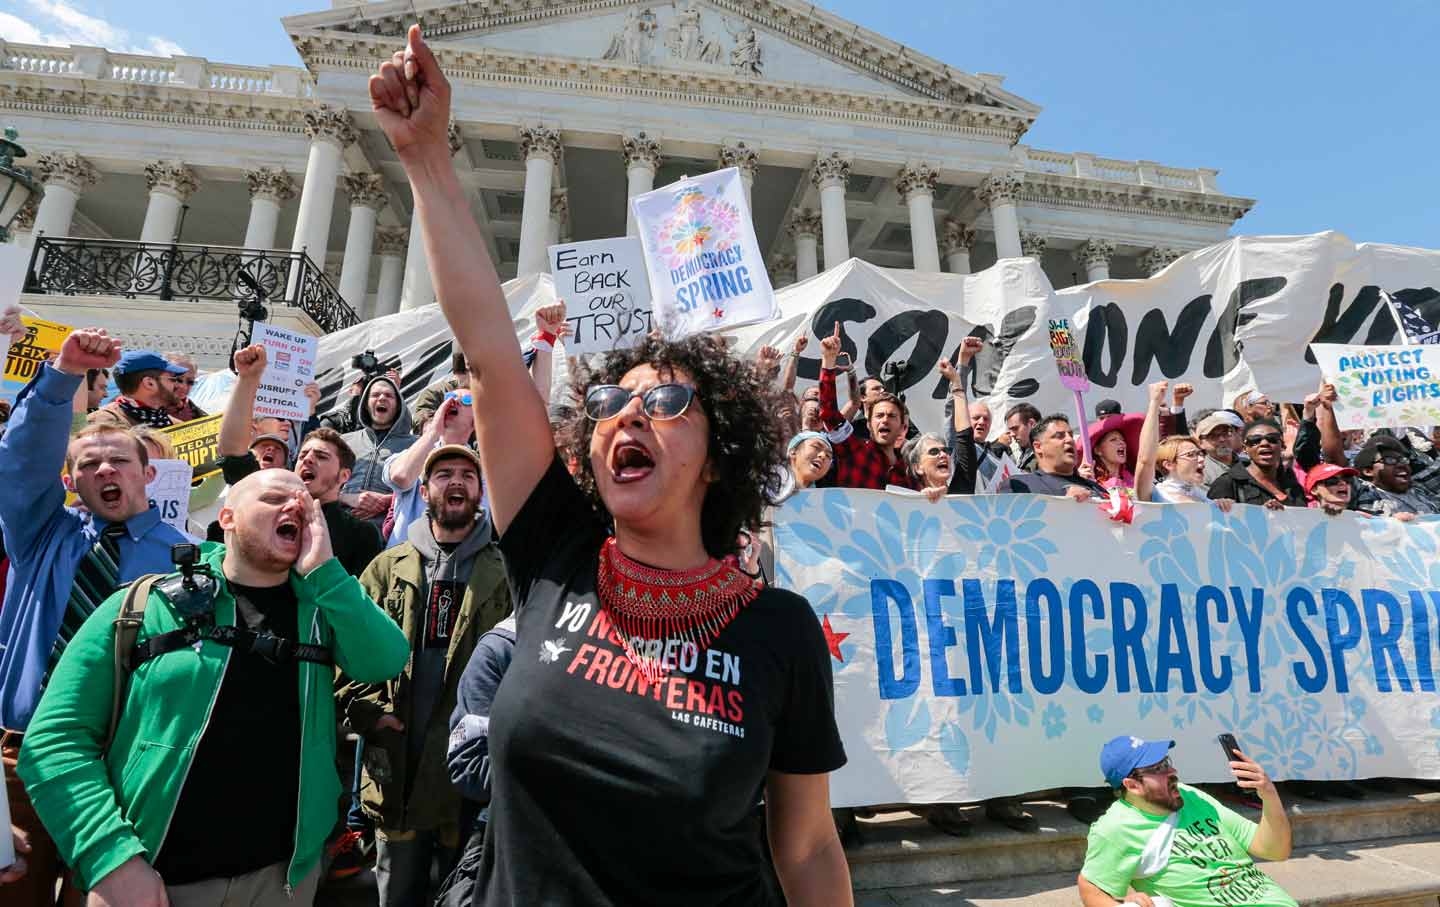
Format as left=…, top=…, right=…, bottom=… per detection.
left=153, top=581, right=302, bottom=885
left=479, top=458, right=846, bottom=906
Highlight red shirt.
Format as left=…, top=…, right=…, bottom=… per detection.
left=818, top=368, right=916, bottom=491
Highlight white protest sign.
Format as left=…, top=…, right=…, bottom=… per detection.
left=548, top=237, right=653, bottom=356
left=252, top=322, right=317, bottom=423
left=146, top=458, right=193, bottom=534
left=978, top=450, right=1020, bottom=495
left=1310, top=342, right=1440, bottom=431
left=632, top=167, right=776, bottom=338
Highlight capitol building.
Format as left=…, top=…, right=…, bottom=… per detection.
left=0, top=0, right=1255, bottom=366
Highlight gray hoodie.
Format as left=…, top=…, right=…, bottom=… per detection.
left=341, top=374, right=418, bottom=526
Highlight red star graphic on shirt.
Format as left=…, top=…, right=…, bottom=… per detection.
left=712, top=307, right=725, bottom=320
left=821, top=614, right=849, bottom=663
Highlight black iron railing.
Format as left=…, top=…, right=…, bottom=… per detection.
left=22, top=236, right=360, bottom=334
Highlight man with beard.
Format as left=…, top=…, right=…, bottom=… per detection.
left=994, top=403, right=1040, bottom=472
left=1006, top=415, right=1106, bottom=500
left=1352, top=435, right=1440, bottom=516
left=1078, top=736, right=1294, bottom=907
left=1194, top=410, right=1244, bottom=487
left=0, top=328, right=190, bottom=907
left=161, top=351, right=207, bottom=423
left=18, top=470, right=408, bottom=906
left=338, top=373, right=418, bottom=530
left=217, top=345, right=383, bottom=576
left=339, top=445, right=511, bottom=907
left=817, top=325, right=916, bottom=490
left=86, top=350, right=187, bottom=429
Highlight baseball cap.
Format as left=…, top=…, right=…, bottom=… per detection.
left=1094, top=399, right=1122, bottom=418
left=1195, top=411, right=1244, bottom=437
left=1303, top=463, right=1358, bottom=494
left=1353, top=436, right=1406, bottom=471
left=787, top=430, right=834, bottom=455
left=115, top=350, right=188, bottom=377
left=423, top=443, right=482, bottom=480
left=249, top=432, right=289, bottom=452
left=1100, top=735, right=1174, bottom=788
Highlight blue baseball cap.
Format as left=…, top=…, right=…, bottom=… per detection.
left=115, top=351, right=189, bottom=377
left=1100, top=735, right=1175, bottom=788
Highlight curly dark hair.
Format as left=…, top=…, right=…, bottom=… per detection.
left=565, top=334, right=787, bottom=559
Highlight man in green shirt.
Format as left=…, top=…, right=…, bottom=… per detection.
left=1078, top=735, right=1295, bottom=907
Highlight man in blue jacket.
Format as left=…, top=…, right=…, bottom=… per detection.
left=0, top=327, right=188, bottom=907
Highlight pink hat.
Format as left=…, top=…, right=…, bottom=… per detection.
left=1087, top=412, right=1145, bottom=473
left=1303, top=462, right=1358, bottom=495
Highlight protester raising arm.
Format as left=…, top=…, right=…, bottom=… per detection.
left=218, top=344, right=266, bottom=459
left=780, top=334, right=805, bottom=396
left=385, top=394, right=472, bottom=494
left=936, top=338, right=983, bottom=495
left=529, top=302, right=569, bottom=407
left=1133, top=380, right=1167, bottom=502
left=373, top=26, right=550, bottom=534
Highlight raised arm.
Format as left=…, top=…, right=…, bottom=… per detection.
left=939, top=337, right=982, bottom=494
left=1314, top=382, right=1346, bottom=465
left=1134, top=380, right=1167, bottom=502
left=781, top=334, right=806, bottom=395
left=219, top=344, right=266, bottom=457
left=529, top=302, right=568, bottom=407
left=374, top=26, right=552, bottom=535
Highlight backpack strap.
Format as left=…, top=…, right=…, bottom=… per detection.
left=104, top=574, right=163, bottom=755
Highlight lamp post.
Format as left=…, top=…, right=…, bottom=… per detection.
left=0, top=128, right=40, bottom=243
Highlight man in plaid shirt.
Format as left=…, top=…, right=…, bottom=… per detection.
left=817, top=325, right=917, bottom=491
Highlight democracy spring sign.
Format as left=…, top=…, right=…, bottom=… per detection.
left=1310, top=343, right=1440, bottom=431
left=773, top=491, right=1440, bottom=806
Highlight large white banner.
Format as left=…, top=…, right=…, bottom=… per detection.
left=773, top=490, right=1440, bottom=806
left=312, top=233, right=1440, bottom=438
left=632, top=167, right=777, bottom=337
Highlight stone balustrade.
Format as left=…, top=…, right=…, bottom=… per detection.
left=0, top=41, right=315, bottom=97
left=1020, top=146, right=1221, bottom=193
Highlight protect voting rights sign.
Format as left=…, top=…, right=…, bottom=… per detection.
left=632, top=167, right=776, bottom=338
left=252, top=322, right=317, bottom=423
left=1310, top=342, right=1440, bottom=431
left=548, top=237, right=653, bottom=356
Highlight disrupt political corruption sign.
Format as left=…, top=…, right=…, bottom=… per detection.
left=773, top=490, right=1440, bottom=805
left=632, top=167, right=777, bottom=337
left=549, top=237, right=653, bottom=356
left=1310, top=342, right=1440, bottom=431
left=161, top=414, right=223, bottom=481
left=311, top=233, right=1440, bottom=439
left=251, top=322, right=317, bottom=423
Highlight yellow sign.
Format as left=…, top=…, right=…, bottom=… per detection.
left=1, top=317, right=73, bottom=399
left=161, top=414, right=224, bottom=480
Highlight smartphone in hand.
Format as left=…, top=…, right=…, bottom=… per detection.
left=1217, top=732, right=1242, bottom=764
left=835, top=352, right=852, bottom=372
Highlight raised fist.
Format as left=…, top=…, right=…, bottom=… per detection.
left=55, top=329, right=122, bottom=377
left=232, top=344, right=268, bottom=381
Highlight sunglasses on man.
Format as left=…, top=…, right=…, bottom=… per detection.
left=1244, top=432, right=1283, bottom=446
left=1129, top=756, right=1174, bottom=778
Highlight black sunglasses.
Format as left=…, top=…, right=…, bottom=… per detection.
left=1130, top=756, right=1174, bottom=778
left=924, top=446, right=947, bottom=458
left=1318, top=476, right=1350, bottom=489
left=1244, top=433, right=1283, bottom=446
left=584, top=383, right=697, bottom=423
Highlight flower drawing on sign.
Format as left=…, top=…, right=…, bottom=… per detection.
left=1041, top=702, right=1067, bottom=739
left=1087, top=704, right=1105, bottom=724
left=949, top=494, right=1054, bottom=583
left=653, top=189, right=743, bottom=269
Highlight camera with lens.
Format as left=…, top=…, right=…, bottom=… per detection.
left=351, top=350, right=388, bottom=379
left=154, top=543, right=219, bottom=627
left=881, top=359, right=909, bottom=398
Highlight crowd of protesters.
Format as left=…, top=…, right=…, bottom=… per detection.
left=0, top=24, right=1430, bottom=907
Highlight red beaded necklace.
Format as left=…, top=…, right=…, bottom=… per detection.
left=596, top=536, right=762, bottom=683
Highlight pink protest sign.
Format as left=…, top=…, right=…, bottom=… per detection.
left=1047, top=318, right=1089, bottom=392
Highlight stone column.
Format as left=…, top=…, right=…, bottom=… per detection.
left=787, top=209, right=821, bottom=281
left=291, top=105, right=356, bottom=266
left=1141, top=246, right=1181, bottom=276
left=139, top=161, right=199, bottom=244
left=941, top=219, right=976, bottom=274
left=400, top=132, right=463, bottom=311
left=549, top=191, right=568, bottom=247
left=1020, top=231, right=1048, bottom=261
left=243, top=167, right=296, bottom=250
left=372, top=226, right=407, bottom=319
left=338, top=172, right=387, bottom=309
left=1076, top=238, right=1115, bottom=282
left=623, top=131, right=662, bottom=236
left=977, top=171, right=1024, bottom=260
left=770, top=254, right=796, bottom=289
left=719, top=141, right=758, bottom=212
left=812, top=152, right=851, bottom=270
left=896, top=162, right=941, bottom=273
left=516, top=126, right=561, bottom=277
left=31, top=152, right=99, bottom=240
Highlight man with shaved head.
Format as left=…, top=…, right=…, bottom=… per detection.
left=18, top=467, right=409, bottom=906
left=0, top=325, right=189, bottom=907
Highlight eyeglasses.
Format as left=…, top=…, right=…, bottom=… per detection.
left=169, top=377, right=196, bottom=387
left=1244, top=433, right=1283, bottom=446
left=1175, top=449, right=1206, bottom=461
left=1318, top=476, right=1350, bottom=489
left=924, top=446, right=947, bottom=458
left=585, top=383, right=697, bottom=422
left=1375, top=454, right=1407, bottom=466
left=1130, top=756, right=1174, bottom=778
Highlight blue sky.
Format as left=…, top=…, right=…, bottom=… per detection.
left=2, top=0, right=1436, bottom=248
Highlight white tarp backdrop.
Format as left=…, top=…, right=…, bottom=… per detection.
left=312, top=233, right=1440, bottom=434
left=774, top=488, right=1440, bottom=806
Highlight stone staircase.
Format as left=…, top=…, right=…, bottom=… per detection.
left=849, top=784, right=1440, bottom=906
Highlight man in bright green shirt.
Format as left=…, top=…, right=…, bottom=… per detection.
left=1078, top=735, right=1296, bottom=907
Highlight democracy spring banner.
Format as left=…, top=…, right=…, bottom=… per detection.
left=773, top=490, right=1440, bottom=806
left=309, top=233, right=1440, bottom=433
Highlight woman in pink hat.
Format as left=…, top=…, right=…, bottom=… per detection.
left=1086, top=411, right=1145, bottom=491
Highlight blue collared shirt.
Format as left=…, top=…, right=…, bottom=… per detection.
left=0, top=364, right=187, bottom=730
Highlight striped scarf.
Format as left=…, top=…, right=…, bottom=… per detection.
left=46, top=522, right=127, bottom=677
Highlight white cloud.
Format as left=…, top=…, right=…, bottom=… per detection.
left=0, top=0, right=185, bottom=56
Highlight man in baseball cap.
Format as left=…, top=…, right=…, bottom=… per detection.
left=1194, top=410, right=1245, bottom=487
left=87, top=350, right=189, bottom=429
left=1078, top=735, right=1295, bottom=907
